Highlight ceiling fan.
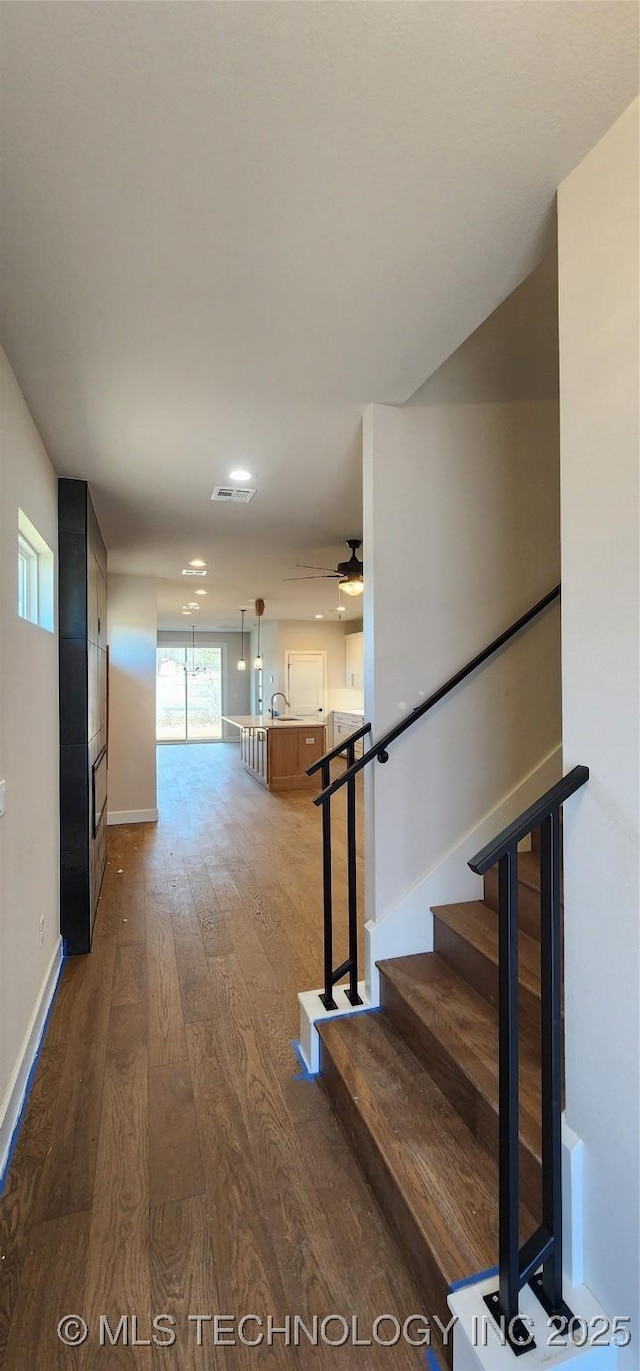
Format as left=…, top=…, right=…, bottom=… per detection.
left=284, top=538, right=364, bottom=597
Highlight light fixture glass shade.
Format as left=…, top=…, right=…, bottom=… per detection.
left=237, top=606, right=247, bottom=670
left=254, top=654, right=263, bottom=669
left=340, top=577, right=364, bottom=596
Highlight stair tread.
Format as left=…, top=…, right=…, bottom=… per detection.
left=378, top=953, right=541, bottom=1161
left=432, top=900, right=541, bottom=1001
left=318, top=1010, right=534, bottom=1290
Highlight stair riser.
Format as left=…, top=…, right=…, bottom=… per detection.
left=320, top=1039, right=453, bottom=1368
left=483, top=867, right=541, bottom=942
left=380, top=975, right=542, bottom=1218
left=433, top=916, right=541, bottom=1039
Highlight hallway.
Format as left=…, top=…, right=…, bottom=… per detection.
left=0, top=744, right=425, bottom=1369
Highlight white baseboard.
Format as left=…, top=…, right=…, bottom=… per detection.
left=562, top=1117, right=584, bottom=1287
left=0, top=937, right=64, bottom=1189
left=365, top=745, right=562, bottom=1003
left=107, top=807, right=159, bottom=825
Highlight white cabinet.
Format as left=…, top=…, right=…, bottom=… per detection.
left=332, top=711, right=366, bottom=758
left=345, top=631, right=364, bottom=691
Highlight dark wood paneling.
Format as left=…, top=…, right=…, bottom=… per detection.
left=57, top=477, right=87, bottom=641
left=59, top=479, right=108, bottom=955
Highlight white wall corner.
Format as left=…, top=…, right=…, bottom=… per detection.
left=0, top=937, right=63, bottom=1186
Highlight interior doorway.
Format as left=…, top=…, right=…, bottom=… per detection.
left=286, top=650, right=327, bottom=720
left=156, top=645, right=223, bottom=741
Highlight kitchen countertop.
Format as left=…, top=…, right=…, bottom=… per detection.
left=222, top=714, right=326, bottom=731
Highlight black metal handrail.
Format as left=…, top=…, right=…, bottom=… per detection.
left=307, top=721, right=372, bottom=776
left=468, top=764, right=589, bottom=1350
left=315, top=584, right=560, bottom=807
left=307, top=584, right=560, bottom=1016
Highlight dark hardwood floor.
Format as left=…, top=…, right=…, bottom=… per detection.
left=0, top=743, right=427, bottom=1368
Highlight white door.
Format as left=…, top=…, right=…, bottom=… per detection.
left=286, top=651, right=326, bottom=719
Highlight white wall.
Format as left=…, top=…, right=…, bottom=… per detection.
left=158, top=629, right=250, bottom=740
left=558, top=98, right=639, bottom=1353
left=363, top=399, right=562, bottom=923
left=107, top=575, right=158, bottom=822
left=408, top=250, right=559, bottom=407
left=0, top=347, right=61, bottom=1170
left=250, top=619, right=363, bottom=716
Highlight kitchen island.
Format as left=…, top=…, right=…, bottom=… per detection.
left=222, top=715, right=327, bottom=792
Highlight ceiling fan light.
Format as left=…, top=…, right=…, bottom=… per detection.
left=341, top=577, right=364, bottom=596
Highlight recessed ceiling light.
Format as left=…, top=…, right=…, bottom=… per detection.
left=189, top=558, right=207, bottom=568
left=195, top=589, right=207, bottom=596
left=181, top=609, right=191, bottom=616
left=229, top=468, right=252, bottom=482
left=187, top=603, right=200, bottom=609
left=336, top=605, right=345, bottom=612
left=315, top=614, right=324, bottom=619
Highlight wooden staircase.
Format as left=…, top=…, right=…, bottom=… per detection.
left=317, top=836, right=548, bottom=1367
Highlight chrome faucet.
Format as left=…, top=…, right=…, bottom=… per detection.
left=270, top=692, right=289, bottom=718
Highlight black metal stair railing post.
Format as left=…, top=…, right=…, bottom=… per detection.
left=469, top=766, right=588, bottom=1349
left=346, top=738, right=363, bottom=1006
left=308, top=723, right=371, bottom=1013
left=498, top=846, right=520, bottom=1325
left=531, top=806, right=572, bottom=1320
left=320, top=760, right=337, bottom=1011
left=483, top=841, right=539, bottom=1355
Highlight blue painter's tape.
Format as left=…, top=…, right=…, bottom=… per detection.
left=291, top=1039, right=315, bottom=1081
left=292, top=1006, right=380, bottom=1082
left=0, top=951, right=65, bottom=1197
left=425, top=1347, right=442, bottom=1369
left=449, top=1264, right=498, bottom=1293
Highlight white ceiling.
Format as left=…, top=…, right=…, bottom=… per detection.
left=1, top=2, right=637, bottom=629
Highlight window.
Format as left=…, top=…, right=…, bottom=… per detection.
left=18, top=531, right=39, bottom=623
left=17, top=509, right=54, bottom=631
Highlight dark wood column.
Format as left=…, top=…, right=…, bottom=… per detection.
left=58, top=478, right=108, bottom=954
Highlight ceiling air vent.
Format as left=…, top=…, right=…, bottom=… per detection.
left=211, top=486, right=256, bottom=503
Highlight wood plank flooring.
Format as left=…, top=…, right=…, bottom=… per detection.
left=0, top=743, right=427, bottom=1369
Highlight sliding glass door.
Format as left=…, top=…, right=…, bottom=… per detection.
left=156, top=646, right=223, bottom=742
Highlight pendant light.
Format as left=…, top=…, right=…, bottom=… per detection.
left=237, top=608, right=247, bottom=670
left=254, top=598, right=264, bottom=669
left=188, top=623, right=205, bottom=675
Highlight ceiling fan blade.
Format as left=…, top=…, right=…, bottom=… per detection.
left=283, top=574, right=340, bottom=582
left=294, top=564, right=339, bottom=572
